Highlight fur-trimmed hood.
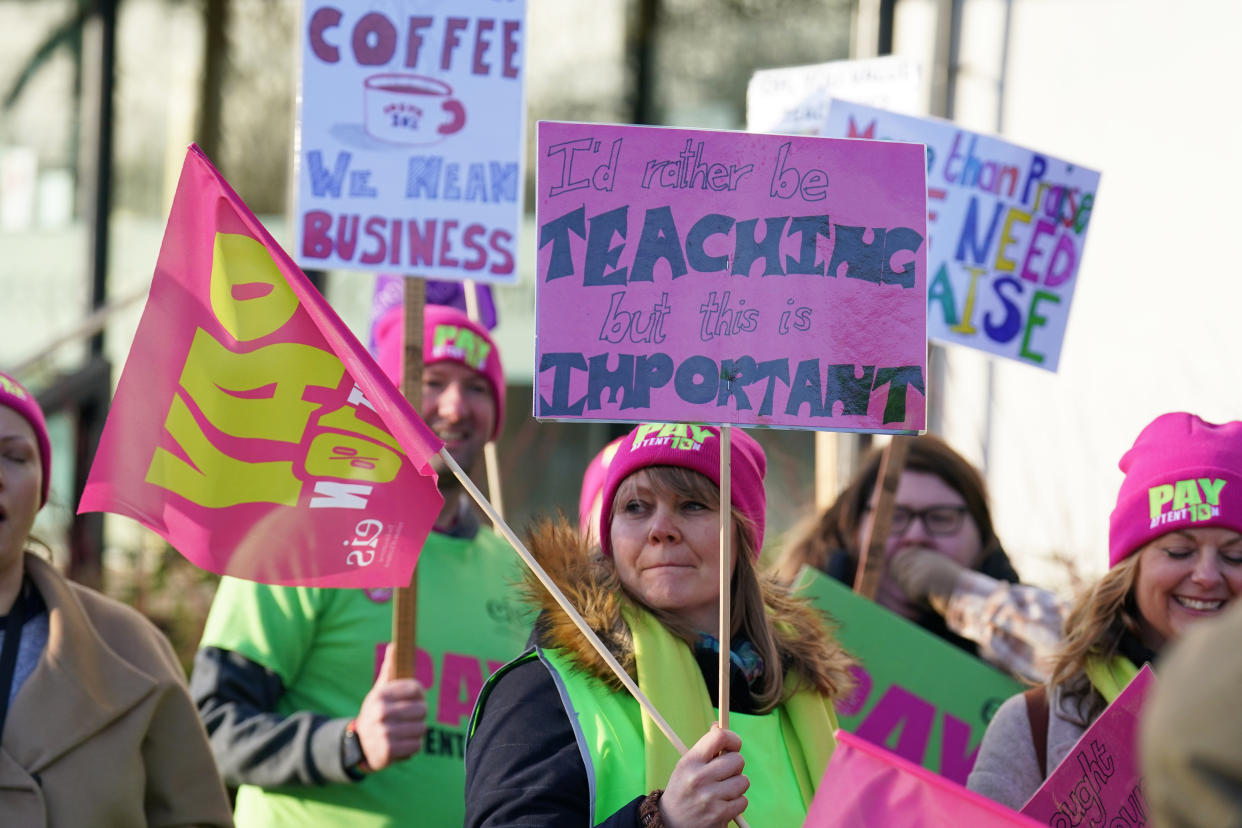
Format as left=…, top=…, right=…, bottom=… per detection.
left=521, top=519, right=856, bottom=702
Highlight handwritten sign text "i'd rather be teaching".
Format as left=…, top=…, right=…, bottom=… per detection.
left=534, top=122, right=930, bottom=433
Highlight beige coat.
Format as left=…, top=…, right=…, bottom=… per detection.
left=0, top=554, right=233, bottom=827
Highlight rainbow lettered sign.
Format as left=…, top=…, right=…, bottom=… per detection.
left=294, top=0, right=526, bottom=283
left=534, top=122, right=928, bottom=432
left=823, top=101, right=1099, bottom=372
left=79, top=145, right=444, bottom=589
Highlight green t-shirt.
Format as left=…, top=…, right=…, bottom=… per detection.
left=200, top=527, right=532, bottom=827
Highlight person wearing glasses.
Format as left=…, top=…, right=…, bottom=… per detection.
left=969, top=413, right=1242, bottom=808
left=776, top=434, right=1066, bottom=683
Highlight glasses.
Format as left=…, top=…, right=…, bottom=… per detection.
left=886, top=505, right=969, bottom=537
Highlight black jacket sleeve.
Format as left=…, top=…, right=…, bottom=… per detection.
left=464, top=655, right=644, bottom=827
left=190, top=646, right=355, bottom=788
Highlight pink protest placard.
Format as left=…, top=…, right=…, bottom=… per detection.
left=533, top=122, right=928, bottom=433
left=79, top=145, right=444, bottom=589
left=1020, top=665, right=1153, bottom=827
left=805, top=730, right=1046, bottom=827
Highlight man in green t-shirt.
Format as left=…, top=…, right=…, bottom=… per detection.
left=191, top=306, right=531, bottom=827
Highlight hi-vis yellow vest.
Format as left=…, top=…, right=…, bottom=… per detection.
left=476, top=647, right=816, bottom=826
left=1085, top=655, right=1140, bottom=704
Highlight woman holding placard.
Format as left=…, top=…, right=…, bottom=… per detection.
left=0, top=372, right=232, bottom=826
left=464, top=423, right=854, bottom=827
left=967, top=412, right=1242, bottom=808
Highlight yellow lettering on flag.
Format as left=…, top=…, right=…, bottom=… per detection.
left=180, top=329, right=344, bottom=443
left=146, top=394, right=301, bottom=506
left=317, top=404, right=401, bottom=452
left=304, top=433, right=401, bottom=483
left=210, top=233, right=300, bottom=342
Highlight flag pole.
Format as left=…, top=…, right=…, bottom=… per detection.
left=718, top=424, right=732, bottom=730
left=853, top=435, right=911, bottom=600
left=392, top=277, right=425, bottom=679
left=463, top=280, right=505, bottom=525
left=436, top=443, right=753, bottom=828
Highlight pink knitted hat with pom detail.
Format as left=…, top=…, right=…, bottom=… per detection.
left=579, top=436, right=625, bottom=537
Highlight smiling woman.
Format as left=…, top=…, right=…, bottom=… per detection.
left=0, top=372, right=232, bottom=827
left=967, top=412, right=1242, bottom=810
left=464, top=423, right=856, bottom=827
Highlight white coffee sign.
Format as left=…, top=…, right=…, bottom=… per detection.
left=294, top=0, right=527, bottom=283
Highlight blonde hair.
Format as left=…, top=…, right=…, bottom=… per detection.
left=1048, top=555, right=1142, bottom=724
left=611, top=466, right=853, bottom=713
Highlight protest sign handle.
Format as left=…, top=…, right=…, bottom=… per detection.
left=438, top=444, right=752, bottom=828
left=853, top=435, right=911, bottom=600
left=463, top=279, right=505, bottom=524
left=718, top=424, right=732, bottom=731
left=393, top=277, right=426, bottom=680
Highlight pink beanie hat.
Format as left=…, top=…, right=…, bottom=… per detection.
left=598, top=423, right=767, bottom=558
left=0, top=372, right=51, bottom=507
left=374, top=304, right=506, bottom=441
left=1109, top=412, right=1242, bottom=567
left=579, top=436, right=625, bottom=536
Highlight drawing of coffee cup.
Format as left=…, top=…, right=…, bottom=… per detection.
left=363, top=74, right=467, bottom=146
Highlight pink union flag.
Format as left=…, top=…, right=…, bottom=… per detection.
left=805, top=730, right=1045, bottom=827
left=79, top=145, right=444, bottom=588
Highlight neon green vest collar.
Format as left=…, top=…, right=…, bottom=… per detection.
left=541, top=606, right=838, bottom=824
left=1084, top=655, right=1140, bottom=703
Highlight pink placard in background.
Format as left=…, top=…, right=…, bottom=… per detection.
left=534, top=122, right=928, bottom=433
left=805, top=730, right=1046, bottom=827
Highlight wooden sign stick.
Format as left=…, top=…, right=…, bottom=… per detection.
left=392, top=277, right=425, bottom=679
left=718, top=424, right=733, bottom=731
left=463, top=280, right=505, bottom=524
left=852, top=435, right=911, bottom=600
left=439, top=444, right=751, bottom=828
